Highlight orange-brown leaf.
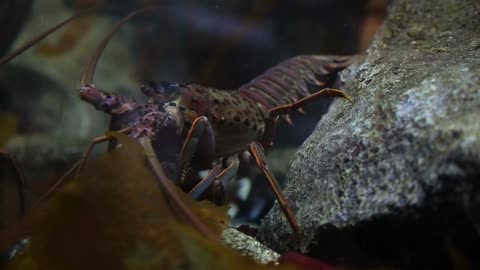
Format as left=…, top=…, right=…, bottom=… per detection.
left=1, top=132, right=296, bottom=269
left=0, top=113, right=17, bottom=147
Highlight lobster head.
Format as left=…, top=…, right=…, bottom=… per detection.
left=79, top=82, right=184, bottom=181
left=79, top=84, right=135, bottom=115
left=79, top=83, right=182, bottom=137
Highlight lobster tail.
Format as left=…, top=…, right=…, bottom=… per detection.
left=237, top=55, right=354, bottom=110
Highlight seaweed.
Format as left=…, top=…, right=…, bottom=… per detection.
left=0, top=131, right=298, bottom=269
left=0, top=113, right=17, bottom=147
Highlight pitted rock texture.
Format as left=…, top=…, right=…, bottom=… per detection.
left=259, top=0, right=480, bottom=253
left=222, top=228, right=280, bottom=265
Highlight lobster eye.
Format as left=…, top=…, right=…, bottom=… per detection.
left=147, top=81, right=158, bottom=91
left=158, top=81, right=172, bottom=94
left=101, top=95, right=119, bottom=111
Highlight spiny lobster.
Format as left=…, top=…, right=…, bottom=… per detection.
left=0, top=6, right=353, bottom=239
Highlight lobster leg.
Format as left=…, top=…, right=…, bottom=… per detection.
left=260, top=116, right=279, bottom=150
left=180, top=116, right=239, bottom=203
left=0, top=150, right=26, bottom=218
left=177, top=116, right=215, bottom=189
left=31, top=127, right=132, bottom=210
left=179, top=116, right=215, bottom=166
left=75, top=127, right=132, bottom=178
left=139, top=137, right=218, bottom=242
left=215, top=156, right=240, bottom=185
left=187, top=163, right=222, bottom=200
left=248, top=142, right=300, bottom=234
left=211, top=156, right=240, bottom=204
left=188, top=155, right=240, bottom=204
left=268, top=88, right=352, bottom=117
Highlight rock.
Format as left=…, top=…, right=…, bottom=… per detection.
left=4, top=135, right=90, bottom=179
left=222, top=228, right=279, bottom=265
left=0, top=65, right=95, bottom=137
left=259, top=0, right=480, bottom=266
left=0, top=65, right=100, bottom=207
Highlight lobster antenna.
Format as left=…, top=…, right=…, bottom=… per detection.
left=80, top=5, right=164, bottom=85
left=79, top=6, right=216, bottom=239
left=0, top=10, right=92, bottom=66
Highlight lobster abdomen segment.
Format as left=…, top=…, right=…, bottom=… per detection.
left=237, top=55, right=354, bottom=110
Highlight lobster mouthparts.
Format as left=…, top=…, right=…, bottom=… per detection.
left=79, top=84, right=135, bottom=115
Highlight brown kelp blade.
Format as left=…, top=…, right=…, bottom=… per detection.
left=0, top=11, right=92, bottom=66
left=0, top=133, right=229, bottom=269
left=0, top=134, right=295, bottom=269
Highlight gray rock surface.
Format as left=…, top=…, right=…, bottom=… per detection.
left=259, top=0, right=480, bottom=253
left=222, top=228, right=279, bottom=265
